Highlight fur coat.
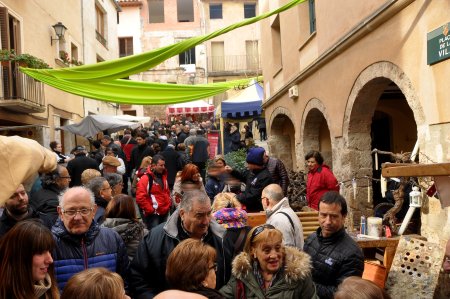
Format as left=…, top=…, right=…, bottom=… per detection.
left=220, top=246, right=317, bottom=299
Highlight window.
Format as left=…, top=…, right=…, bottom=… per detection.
left=246, top=40, right=259, bottom=70
left=177, top=0, right=194, bottom=22
left=211, top=41, right=224, bottom=71
left=179, top=47, right=196, bottom=64
left=209, top=4, right=222, bottom=19
left=149, top=0, right=164, bottom=23
left=95, top=4, right=107, bottom=46
left=309, top=0, right=316, bottom=34
left=244, top=3, right=256, bottom=18
left=119, top=37, right=133, bottom=57
left=271, top=15, right=282, bottom=70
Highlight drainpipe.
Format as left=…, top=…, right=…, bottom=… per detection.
left=81, top=0, right=86, bottom=117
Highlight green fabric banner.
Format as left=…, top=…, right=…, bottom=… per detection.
left=20, top=0, right=306, bottom=105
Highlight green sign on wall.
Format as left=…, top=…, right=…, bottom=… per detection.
left=427, top=22, right=450, bottom=65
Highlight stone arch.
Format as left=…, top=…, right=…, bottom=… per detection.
left=340, top=61, right=425, bottom=210
left=300, top=98, right=334, bottom=169
left=267, top=106, right=296, bottom=169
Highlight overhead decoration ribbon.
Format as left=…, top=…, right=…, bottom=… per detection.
left=20, top=0, right=306, bottom=105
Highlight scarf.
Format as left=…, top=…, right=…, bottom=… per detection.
left=34, top=273, right=52, bottom=298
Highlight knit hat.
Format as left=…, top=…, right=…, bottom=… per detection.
left=103, top=156, right=120, bottom=167
left=246, top=147, right=265, bottom=166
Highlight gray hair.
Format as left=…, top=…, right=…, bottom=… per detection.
left=104, top=173, right=123, bottom=188
left=86, top=176, right=107, bottom=197
left=262, top=184, right=284, bottom=203
left=189, top=128, right=197, bottom=136
left=59, top=186, right=95, bottom=207
left=180, top=190, right=210, bottom=212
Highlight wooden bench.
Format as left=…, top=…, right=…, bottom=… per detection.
left=247, top=211, right=320, bottom=238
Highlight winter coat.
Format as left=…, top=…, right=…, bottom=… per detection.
left=266, top=197, right=304, bottom=249
left=219, top=247, right=317, bottom=299
left=230, top=131, right=241, bottom=152
left=303, top=227, right=364, bottom=299
left=130, top=144, right=154, bottom=172
left=51, top=219, right=130, bottom=291
left=30, top=184, right=62, bottom=223
left=102, top=217, right=148, bottom=260
left=231, top=168, right=273, bottom=212
left=0, top=207, right=53, bottom=238
left=66, top=154, right=99, bottom=187
left=136, top=167, right=171, bottom=216
left=266, top=157, right=290, bottom=196
left=306, top=164, right=339, bottom=210
left=130, top=209, right=233, bottom=298
left=205, top=175, right=225, bottom=202
left=160, top=147, right=184, bottom=187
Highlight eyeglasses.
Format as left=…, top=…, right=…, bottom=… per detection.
left=250, top=224, right=275, bottom=244
left=209, top=262, right=218, bottom=272
left=61, top=208, right=94, bottom=217
left=261, top=197, right=268, bottom=201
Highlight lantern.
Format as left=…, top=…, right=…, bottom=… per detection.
left=409, top=186, right=422, bottom=208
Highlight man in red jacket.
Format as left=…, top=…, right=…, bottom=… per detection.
left=136, top=154, right=171, bottom=229
left=305, top=150, right=339, bottom=210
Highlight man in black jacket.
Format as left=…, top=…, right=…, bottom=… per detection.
left=160, top=142, right=184, bottom=190
left=225, top=147, right=273, bottom=212
left=130, top=132, right=154, bottom=173
left=263, top=151, right=290, bottom=197
left=66, top=146, right=99, bottom=187
left=130, top=189, right=233, bottom=298
left=0, top=184, right=53, bottom=238
left=303, top=191, right=364, bottom=299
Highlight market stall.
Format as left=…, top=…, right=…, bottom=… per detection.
left=166, top=100, right=215, bottom=123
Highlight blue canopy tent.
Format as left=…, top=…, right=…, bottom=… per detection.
left=220, top=81, right=263, bottom=119
left=218, top=81, right=264, bottom=153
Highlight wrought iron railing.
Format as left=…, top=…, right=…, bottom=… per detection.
left=1, top=63, right=45, bottom=106
left=207, top=55, right=261, bottom=73
left=96, top=30, right=108, bottom=47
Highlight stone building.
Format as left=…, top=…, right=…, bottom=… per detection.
left=0, top=0, right=120, bottom=151
left=259, top=0, right=450, bottom=240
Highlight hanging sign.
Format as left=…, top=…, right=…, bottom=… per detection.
left=427, top=22, right=450, bottom=65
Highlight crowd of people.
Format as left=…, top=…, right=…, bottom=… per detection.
left=1, top=122, right=436, bottom=299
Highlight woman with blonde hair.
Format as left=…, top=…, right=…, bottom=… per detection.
left=212, top=192, right=250, bottom=256
left=61, top=267, right=129, bottom=299
left=172, top=163, right=206, bottom=207
left=0, top=219, right=59, bottom=299
left=220, top=225, right=317, bottom=298
left=166, top=238, right=224, bottom=299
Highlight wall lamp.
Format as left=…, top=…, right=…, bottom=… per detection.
left=50, top=22, right=67, bottom=45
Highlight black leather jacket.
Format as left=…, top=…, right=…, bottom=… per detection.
left=303, top=227, right=364, bottom=299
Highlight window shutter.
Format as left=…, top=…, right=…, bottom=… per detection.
left=0, top=7, right=10, bottom=49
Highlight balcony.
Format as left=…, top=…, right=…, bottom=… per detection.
left=0, top=63, right=46, bottom=113
left=207, top=55, right=261, bottom=76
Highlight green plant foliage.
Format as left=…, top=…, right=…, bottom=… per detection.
left=224, top=148, right=247, bottom=173
left=13, top=53, right=50, bottom=69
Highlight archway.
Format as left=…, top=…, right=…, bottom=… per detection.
left=301, top=98, right=333, bottom=169
left=268, top=107, right=295, bottom=170
left=343, top=62, right=425, bottom=214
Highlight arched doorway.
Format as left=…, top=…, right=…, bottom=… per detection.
left=268, top=107, right=295, bottom=170
left=343, top=62, right=425, bottom=216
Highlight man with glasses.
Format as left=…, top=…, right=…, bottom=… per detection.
left=51, top=186, right=129, bottom=291
left=131, top=189, right=233, bottom=298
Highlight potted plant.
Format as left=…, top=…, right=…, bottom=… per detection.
left=59, top=51, right=70, bottom=65
left=70, top=58, right=83, bottom=66
left=0, top=49, right=15, bottom=66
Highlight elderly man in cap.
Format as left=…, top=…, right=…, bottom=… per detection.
left=66, top=146, right=99, bottom=187
left=224, top=147, right=273, bottom=212
left=101, top=155, right=123, bottom=175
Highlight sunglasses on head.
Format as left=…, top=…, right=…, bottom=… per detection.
left=250, top=224, right=275, bottom=244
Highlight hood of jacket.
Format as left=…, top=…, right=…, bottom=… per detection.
left=163, top=208, right=226, bottom=240
left=231, top=246, right=312, bottom=285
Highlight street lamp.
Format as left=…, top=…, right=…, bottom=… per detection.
left=51, top=22, right=67, bottom=45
